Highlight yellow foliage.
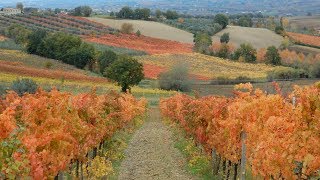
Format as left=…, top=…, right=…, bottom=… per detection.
left=87, top=156, right=114, bottom=178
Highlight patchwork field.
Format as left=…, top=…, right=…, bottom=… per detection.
left=137, top=53, right=281, bottom=80
left=87, top=17, right=194, bottom=44
left=212, top=26, right=284, bottom=49
left=0, top=50, right=173, bottom=97
left=84, top=34, right=193, bottom=55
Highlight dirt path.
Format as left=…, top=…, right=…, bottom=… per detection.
left=118, top=108, right=195, bottom=180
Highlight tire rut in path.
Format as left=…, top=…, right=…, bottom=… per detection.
left=118, top=108, right=195, bottom=180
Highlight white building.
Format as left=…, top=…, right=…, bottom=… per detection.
left=0, top=8, right=22, bottom=15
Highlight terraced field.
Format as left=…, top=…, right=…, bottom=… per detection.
left=87, top=17, right=194, bottom=44
left=212, top=26, right=284, bottom=49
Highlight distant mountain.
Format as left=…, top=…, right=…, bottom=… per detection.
left=1, top=0, right=319, bottom=15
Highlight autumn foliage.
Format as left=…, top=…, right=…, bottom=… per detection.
left=160, top=83, right=320, bottom=179
left=287, top=32, right=320, bottom=47
left=84, top=34, right=193, bottom=55
left=0, top=89, right=147, bottom=179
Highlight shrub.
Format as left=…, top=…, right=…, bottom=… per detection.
left=136, top=30, right=141, bottom=37
left=233, top=43, right=257, bottom=63
left=265, top=46, right=281, bottom=65
left=45, top=61, right=53, bottom=69
left=220, top=33, right=230, bottom=43
left=0, top=39, right=23, bottom=50
left=310, top=62, right=320, bottom=78
left=267, top=67, right=304, bottom=81
left=158, top=63, right=192, bottom=92
left=11, top=78, right=38, bottom=96
left=275, top=26, right=284, bottom=35
left=0, top=85, right=8, bottom=96
left=121, top=23, right=134, bottom=34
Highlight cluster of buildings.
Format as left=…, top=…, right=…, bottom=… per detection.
left=0, top=8, right=22, bottom=15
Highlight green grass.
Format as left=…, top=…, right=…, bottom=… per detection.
left=88, top=42, right=147, bottom=56
left=164, top=119, right=216, bottom=180
left=0, top=40, right=23, bottom=50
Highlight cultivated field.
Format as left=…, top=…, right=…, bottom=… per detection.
left=137, top=53, right=282, bottom=80
left=87, top=17, right=194, bottom=44
left=288, top=16, right=320, bottom=31
left=84, top=34, right=193, bottom=55
left=287, top=32, right=320, bottom=47
left=212, top=26, right=284, bottom=49
left=288, top=45, right=320, bottom=55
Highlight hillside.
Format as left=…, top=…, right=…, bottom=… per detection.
left=212, top=26, right=284, bottom=49
left=0, top=49, right=108, bottom=83
left=87, top=17, right=194, bottom=44
left=136, top=53, right=282, bottom=80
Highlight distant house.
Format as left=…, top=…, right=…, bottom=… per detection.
left=0, top=8, right=22, bottom=15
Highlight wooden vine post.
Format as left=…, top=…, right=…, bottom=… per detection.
left=240, top=131, right=247, bottom=180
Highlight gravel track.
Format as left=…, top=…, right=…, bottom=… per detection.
left=118, top=108, right=195, bottom=180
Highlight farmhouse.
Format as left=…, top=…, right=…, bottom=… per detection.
left=0, top=8, right=22, bottom=15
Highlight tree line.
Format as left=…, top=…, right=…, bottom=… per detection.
left=112, top=6, right=179, bottom=20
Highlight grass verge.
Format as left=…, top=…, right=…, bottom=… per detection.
left=163, top=118, right=216, bottom=180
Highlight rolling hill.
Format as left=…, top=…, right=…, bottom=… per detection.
left=211, top=26, right=284, bottom=49
left=87, top=17, right=194, bottom=44
left=136, top=53, right=284, bottom=80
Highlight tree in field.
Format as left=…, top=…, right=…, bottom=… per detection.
left=64, top=42, right=96, bottom=69
left=220, top=33, right=230, bottom=43
left=194, top=33, right=212, bottom=54
left=16, top=2, right=23, bottom=11
left=158, top=63, right=191, bottom=92
left=165, top=10, right=179, bottom=19
left=120, top=23, right=134, bottom=34
left=26, top=29, right=48, bottom=54
left=214, top=14, right=229, bottom=29
left=98, top=50, right=118, bottom=74
left=73, top=6, right=92, bottom=17
left=265, top=46, right=281, bottom=65
left=134, top=8, right=151, bottom=19
left=82, top=6, right=93, bottom=17
left=117, top=6, right=134, bottom=19
left=233, top=43, right=257, bottom=63
left=105, top=56, right=144, bottom=92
